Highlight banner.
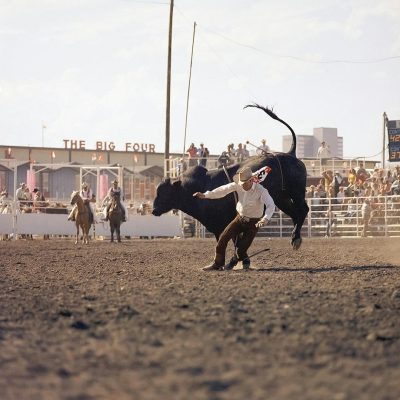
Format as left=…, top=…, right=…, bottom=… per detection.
left=26, top=170, right=36, bottom=192
left=99, top=174, right=109, bottom=200
left=387, top=120, right=400, bottom=162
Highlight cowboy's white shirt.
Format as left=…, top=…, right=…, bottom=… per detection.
left=203, top=182, right=275, bottom=222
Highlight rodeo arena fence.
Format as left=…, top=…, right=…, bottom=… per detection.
left=189, top=195, right=400, bottom=239
left=1, top=157, right=400, bottom=240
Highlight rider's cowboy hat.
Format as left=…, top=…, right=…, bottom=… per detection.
left=234, top=167, right=254, bottom=186
left=81, top=182, right=88, bottom=188
left=112, top=179, right=119, bottom=184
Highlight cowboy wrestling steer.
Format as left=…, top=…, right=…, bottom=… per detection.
left=152, top=105, right=309, bottom=249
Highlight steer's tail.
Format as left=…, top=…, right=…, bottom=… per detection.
left=244, top=103, right=296, bottom=156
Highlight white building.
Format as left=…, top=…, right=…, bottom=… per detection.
left=282, top=127, right=343, bottom=158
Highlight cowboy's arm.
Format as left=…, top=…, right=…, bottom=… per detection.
left=257, top=187, right=275, bottom=226
left=193, top=182, right=237, bottom=200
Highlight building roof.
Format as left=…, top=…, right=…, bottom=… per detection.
left=124, top=165, right=164, bottom=177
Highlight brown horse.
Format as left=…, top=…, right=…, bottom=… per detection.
left=70, top=191, right=91, bottom=244
left=107, top=193, right=123, bottom=242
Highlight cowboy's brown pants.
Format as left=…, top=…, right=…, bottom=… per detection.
left=214, top=214, right=259, bottom=266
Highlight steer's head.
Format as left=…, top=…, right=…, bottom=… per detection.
left=152, top=178, right=182, bottom=216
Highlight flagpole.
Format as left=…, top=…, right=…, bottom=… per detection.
left=41, top=122, right=46, bottom=147
left=182, top=21, right=196, bottom=158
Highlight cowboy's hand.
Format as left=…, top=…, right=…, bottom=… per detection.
left=193, top=192, right=205, bottom=199
left=255, top=219, right=268, bottom=228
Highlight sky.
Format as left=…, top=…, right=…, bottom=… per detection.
left=1, top=0, right=399, bottom=160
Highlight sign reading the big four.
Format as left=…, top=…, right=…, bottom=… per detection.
left=63, top=139, right=155, bottom=152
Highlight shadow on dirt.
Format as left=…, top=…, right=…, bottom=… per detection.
left=244, top=264, right=398, bottom=273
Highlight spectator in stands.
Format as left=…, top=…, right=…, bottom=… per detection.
left=315, top=183, right=327, bottom=198
left=361, top=198, right=372, bottom=237
left=371, top=168, right=380, bottom=180
left=23, top=187, right=33, bottom=207
left=356, top=162, right=369, bottom=184
left=243, top=144, right=250, bottom=159
left=227, top=143, right=236, bottom=163
left=358, top=182, right=367, bottom=197
left=306, top=185, right=316, bottom=199
left=331, top=171, right=343, bottom=197
left=385, top=170, right=394, bottom=184
left=344, top=198, right=358, bottom=223
left=16, top=183, right=26, bottom=201
left=218, top=151, right=231, bottom=168
left=322, top=170, right=333, bottom=193
left=186, top=143, right=197, bottom=167
left=178, top=157, right=188, bottom=176
left=394, top=165, right=400, bottom=180
left=391, top=176, right=400, bottom=195
left=204, top=147, right=210, bottom=165
left=0, top=190, right=9, bottom=213
left=327, top=186, right=336, bottom=204
left=317, top=141, right=330, bottom=164
left=337, top=186, right=346, bottom=207
left=325, top=206, right=335, bottom=237
left=313, top=185, right=326, bottom=218
left=235, top=143, right=246, bottom=163
left=364, top=186, right=372, bottom=198
left=347, top=167, right=357, bottom=186
left=197, top=143, right=208, bottom=167
left=382, top=179, right=392, bottom=195
left=257, top=139, right=270, bottom=155
left=371, top=180, right=380, bottom=196
left=32, top=189, right=47, bottom=212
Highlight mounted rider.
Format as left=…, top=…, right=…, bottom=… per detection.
left=104, top=179, right=126, bottom=222
left=68, top=182, right=96, bottom=222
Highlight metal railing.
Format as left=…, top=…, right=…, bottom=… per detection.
left=191, top=195, right=400, bottom=239
left=165, top=155, right=377, bottom=179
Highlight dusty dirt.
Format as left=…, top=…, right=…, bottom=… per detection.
left=0, top=237, right=400, bottom=400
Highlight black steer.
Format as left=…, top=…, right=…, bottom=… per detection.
left=153, top=105, right=309, bottom=249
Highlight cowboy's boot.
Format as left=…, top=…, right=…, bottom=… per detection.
left=224, top=255, right=239, bottom=271
left=202, top=262, right=223, bottom=271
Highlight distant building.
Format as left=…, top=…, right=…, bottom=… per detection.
left=282, top=127, right=343, bottom=158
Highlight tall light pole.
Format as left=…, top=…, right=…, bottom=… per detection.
left=165, top=0, right=174, bottom=177
left=382, top=112, right=388, bottom=169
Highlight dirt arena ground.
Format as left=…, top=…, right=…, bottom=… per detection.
left=1, top=236, right=399, bottom=400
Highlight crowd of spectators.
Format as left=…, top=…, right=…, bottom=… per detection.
left=179, top=139, right=270, bottom=174
left=306, top=164, right=400, bottom=237
left=0, top=183, right=49, bottom=214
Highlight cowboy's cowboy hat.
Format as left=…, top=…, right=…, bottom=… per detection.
left=234, top=167, right=254, bottom=186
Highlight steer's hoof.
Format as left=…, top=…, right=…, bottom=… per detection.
left=292, top=238, right=302, bottom=250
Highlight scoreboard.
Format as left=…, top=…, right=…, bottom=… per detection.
left=388, top=120, right=400, bottom=162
